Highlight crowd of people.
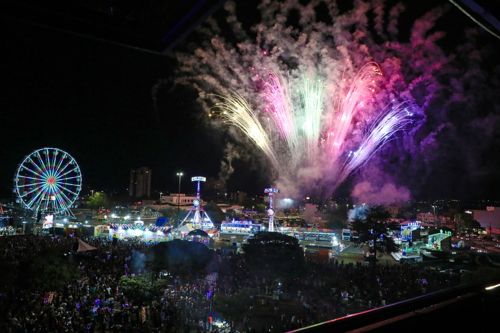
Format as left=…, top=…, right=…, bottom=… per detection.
left=0, top=234, right=462, bottom=332
left=0, top=235, right=187, bottom=332
left=212, top=250, right=461, bottom=331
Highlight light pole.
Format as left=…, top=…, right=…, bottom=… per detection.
left=176, top=172, right=183, bottom=223
left=432, top=205, right=437, bottom=226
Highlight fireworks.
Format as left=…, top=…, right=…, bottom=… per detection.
left=176, top=0, right=446, bottom=197
left=214, top=65, right=414, bottom=193
left=215, top=94, right=279, bottom=169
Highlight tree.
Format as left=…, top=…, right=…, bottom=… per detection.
left=19, top=248, right=79, bottom=291
left=351, top=217, right=370, bottom=242
left=119, top=275, right=155, bottom=303
left=455, top=213, right=482, bottom=233
left=366, top=206, right=390, bottom=260
left=350, top=206, right=390, bottom=261
left=204, top=201, right=226, bottom=224
left=323, top=203, right=349, bottom=229
left=384, top=235, right=399, bottom=253
left=254, top=203, right=267, bottom=213
left=86, top=192, right=109, bottom=210
left=242, top=232, right=305, bottom=278
left=159, top=207, right=184, bottom=225
left=145, top=240, right=214, bottom=276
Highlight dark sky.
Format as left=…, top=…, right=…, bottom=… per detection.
left=0, top=16, right=227, bottom=198
left=1, top=0, right=499, bottom=201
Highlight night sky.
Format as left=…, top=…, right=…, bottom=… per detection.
left=0, top=16, right=223, bottom=198
left=1, top=1, right=499, bottom=200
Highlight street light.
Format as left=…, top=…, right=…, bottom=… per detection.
left=176, top=172, right=183, bottom=223
left=431, top=204, right=441, bottom=227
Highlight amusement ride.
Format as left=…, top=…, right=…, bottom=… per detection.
left=177, top=176, right=214, bottom=231
left=14, top=147, right=82, bottom=218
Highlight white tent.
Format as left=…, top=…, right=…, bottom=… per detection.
left=77, top=238, right=97, bottom=252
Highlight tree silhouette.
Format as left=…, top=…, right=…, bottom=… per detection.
left=86, top=192, right=109, bottom=210
left=242, top=232, right=304, bottom=278
left=351, top=206, right=390, bottom=262
left=204, top=201, right=226, bottom=224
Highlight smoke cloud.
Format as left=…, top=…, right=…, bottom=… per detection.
left=352, top=181, right=410, bottom=205
left=172, top=0, right=500, bottom=200
left=218, top=143, right=240, bottom=188
left=348, top=205, right=369, bottom=222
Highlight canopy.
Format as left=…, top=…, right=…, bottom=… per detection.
left=188, top=229, right=209, bottom=237
left=77, top=238, right=97, bottom=252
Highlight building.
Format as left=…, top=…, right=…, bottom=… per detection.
left=472, top=206, right=500, bottom=235
left=416, top=212, right=437, bottom=224
left=217, top=203, right=244, bottom=214
left=129, top=167, right=152, bottom=198
left=160, top=193, right=200, bottom=207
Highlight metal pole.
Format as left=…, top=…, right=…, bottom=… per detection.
left=265, top=188, right=279, bottom=232
left=269, top=192, right=274, bottom=232
left=176, top=172, right=183, bottom=224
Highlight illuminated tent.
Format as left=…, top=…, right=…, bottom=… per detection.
left=188, top=229, right=209, bottom=237
left=77, top=238, right=97, bottom=252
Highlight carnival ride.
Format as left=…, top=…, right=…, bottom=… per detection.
left=14, top=148, right=82, bottom=218
left=421, top=230, right=453, bottom=258
left=220, top=220, right=262, bottom=235
left=264, top=187, right=279, bottom=232
left=177, top=176, right=214, bottom=232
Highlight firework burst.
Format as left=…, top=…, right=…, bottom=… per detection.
left=176, top=0, right=446, bottom=197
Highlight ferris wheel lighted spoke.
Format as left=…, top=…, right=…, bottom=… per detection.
left=26, top=189, right=45, bottom=209
left=56, top=183, right=80, bottom=197
left=34, top=152, right=47, bottom=174
left=20, top=181, right=45, bottom=196
left=54, top=193, right=68, bottom=212
left=27, top=198, right=44, bottom=212
left=62, top=176, right=81, bottom=181
left=55, top=182, right=74, bottom=197
left=17, top=182, right=45, bottom=188
left=50, top=150, right=58, bottom=173
left=43, top=150, right=51, bottom=171
left=23, top=165, right=43, bottom=178
left=56, top=159, right=74, bottom=178
left=54, top=154, right=66, bottom=175
left=47, top=150, right=56, bottom=176
left=57, top=166, right=80, bottom=179
left=20, top=186, right=45, bottom=199
left=42, top=187, right=53, bottom=212
left=29, top=158, right=46, bottom=176
left=15, top=148, right=82, bottom=216
left=43, top=152, right=54, bottom=178
left=18, top=175, right=42, bottom=181
left=57, top=191, right=73, bottom=211
left=57, top=183, right=80, bottom=192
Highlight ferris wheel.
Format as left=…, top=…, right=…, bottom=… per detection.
left=14, top=148, right=82, bottom=216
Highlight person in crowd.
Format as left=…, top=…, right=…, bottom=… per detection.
left=0, top=234, right=461, bottom=332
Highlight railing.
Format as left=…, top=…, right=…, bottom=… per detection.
left=290, top=279, right=500, bottom=332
